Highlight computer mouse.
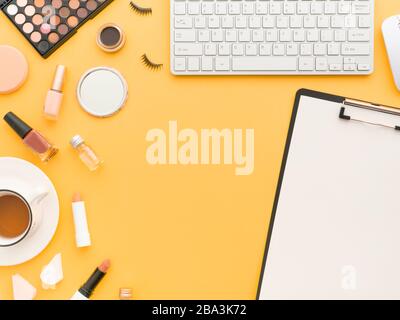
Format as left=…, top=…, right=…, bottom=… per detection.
left=382, top=15, right=400, bottom=91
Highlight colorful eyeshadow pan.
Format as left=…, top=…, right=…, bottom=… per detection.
left=6, top=3, right=17, bottom=14
left=77, top=7, right=87, bottom=18
left=32, top=13, right=42, bottom=25
left=59, top=6, right=69, bottom=18
left=49, top=14, right=59, bottom=25
left=34, top=0, right=44, bottom=7
left=58, top=24, right=68, bottom=35
left=69, top=0, right=79, bottom=10
left=41, top=4, right=52, bottom=14
left=51, top=0, right=61, bottom=9
left=0, top=0, right=114, bottom=58
left=22, top=22, right=33, bottom=33
left=48, top=32, right=58, bottom=43
left=24, top=5, right=34, bottom=16
left=17, top=0, right=27, bottom=7
left=30, top=30, right=41, bottom=42
left=40, top=23, right=50, bottom=33
left=15, top=12, right=25, bottom=23
left=67, top=16, right=77, bottom=27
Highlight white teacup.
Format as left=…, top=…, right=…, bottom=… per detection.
left=0, top=187, right=48, bottom=247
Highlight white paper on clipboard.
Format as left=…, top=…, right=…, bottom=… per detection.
left=258, top=90, right=400, bottom=300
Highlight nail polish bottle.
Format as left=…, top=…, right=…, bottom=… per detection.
left=44, top=65, right=66, bottom=120
left=70, top=135, right=102, bottom=171
left=4, top=112, right=58, bottom=162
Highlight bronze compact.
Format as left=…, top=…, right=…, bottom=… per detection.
left=96, top=23, right=125, bottom=53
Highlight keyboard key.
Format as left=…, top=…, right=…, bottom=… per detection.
left=260, top=44, right=272, bottom=56
left=287, top=44, right=299, bottom=56
left=232, top=43, right=245, bottom=56
left=198, top=30, right=210, bottom=42
left=232, top=57, right=297, bottom=71
left=175, top=44, right=202, bottom=56
left=314, top=44, right=327, bottom=56
left=219, top=43, right=230, bottom=56
left=175, top=30, right=196, bottom=42
left=202, top=2, right=213, bottom=15
left=352, top=3, right=370, bottom=15
left=348, top=29, right=370, bottom=42
left=342, top=43, right=370, bottom=56
left=359, top=16, right=371, bottom=28
left=174, top=58, right=186, bottom=72
left=299, top=57, right=314, bottom=71
left=175, top=17, right=192, bottom=29
left=344, top=64, right=356, bottom=71
left=188, top=3, right=200, bottom=15
left=329, top=64, right=342, bottom=71
left=316, top=58, right=328, bottom=71
left=215, top=57, right=230, bottom=71
left=358, top=64, right=371, bottom=71
left=202, top=57, right=213, bottom=71
left=328, top=43, right=340, bottom=55
left=174, top=3, right=186, bottom=15
left=273, top=44, right=285, bottom=56
left=205, top=43, right=217, bottom=56
left=300, top=44, right=313, bottom=56
left=188, top=57, right=200, bottom=71
left=194, top=16, right=206, bottom=28
left=246, top=44, right=257, bottom=56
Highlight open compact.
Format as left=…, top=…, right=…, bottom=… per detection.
left=97, top=23, right=125, bottom=53
left=77, top=67, right=128, bottom=117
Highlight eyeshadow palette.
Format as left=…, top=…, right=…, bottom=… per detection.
left=0, top=0, right=114, bottom=58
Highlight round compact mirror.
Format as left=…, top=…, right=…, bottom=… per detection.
left=77, top=67, right=128, bottom=117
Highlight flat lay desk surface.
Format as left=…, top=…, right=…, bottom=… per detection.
left=0, top=0, right=399, bottom=300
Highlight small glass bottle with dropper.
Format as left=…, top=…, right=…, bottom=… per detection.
left=70, top=135, right=102, bottom=171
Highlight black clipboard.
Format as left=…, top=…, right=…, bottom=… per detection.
left=256, top=88, right=400, bottom=299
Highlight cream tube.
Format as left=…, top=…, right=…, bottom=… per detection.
left=72, top=193, right=91, bottom=248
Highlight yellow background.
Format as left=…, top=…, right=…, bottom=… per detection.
left=0, top=0, right=399, bottom=300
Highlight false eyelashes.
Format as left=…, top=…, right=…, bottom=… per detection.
left=130, top=3, right=158, bottom=70
left=141, top=54, right=163, bottom=71
left=129, top=1, right=152, bottom=16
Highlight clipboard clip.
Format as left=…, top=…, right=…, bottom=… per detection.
left=339, top=98, right=400, bottom=131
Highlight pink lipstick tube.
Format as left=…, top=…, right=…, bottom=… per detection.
left=44, top=65, right=66, bottom=120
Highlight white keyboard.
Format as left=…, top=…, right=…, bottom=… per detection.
left=170, top=0, right=374, bottom=75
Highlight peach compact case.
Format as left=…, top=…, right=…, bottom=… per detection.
left=0, top=0, right=113, bottom=58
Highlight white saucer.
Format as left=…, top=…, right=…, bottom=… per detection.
left=0, top=157, right=59, bottom=266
